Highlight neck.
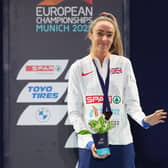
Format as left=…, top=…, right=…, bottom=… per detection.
left=90, top=50, right=110, bottom=65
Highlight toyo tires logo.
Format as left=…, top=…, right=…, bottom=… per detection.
left=38, top=0, right=93, bottom=6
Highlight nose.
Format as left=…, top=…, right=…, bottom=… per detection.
left=102, top=35, right=107, bottom=41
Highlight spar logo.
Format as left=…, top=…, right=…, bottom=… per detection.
left=38, top=0, right=93, bottom=6
left=17, top=60, right=68, bottom=80
left=86, top=96, right=112, bottom=104
left=25, top=65, right=61, bottom=72
left=86, top=95, right=122, bottom=104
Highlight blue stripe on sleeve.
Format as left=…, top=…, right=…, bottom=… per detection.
left=142, top=118, right=151, bottom=129
left=86, top=141, right=94, bottom=149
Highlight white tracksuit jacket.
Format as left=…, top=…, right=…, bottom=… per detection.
left=68, top=54, right=146, bottom=148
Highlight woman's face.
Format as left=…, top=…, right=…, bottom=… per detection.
left=89, top=20, right=115, bottom=55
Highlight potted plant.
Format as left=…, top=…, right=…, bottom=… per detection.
left=78, top=115, right=115, bottom=156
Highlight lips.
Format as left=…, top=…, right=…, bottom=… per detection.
left=98, top=44, right=109, bottom=50
left=98, top=43, right=108, bottom=47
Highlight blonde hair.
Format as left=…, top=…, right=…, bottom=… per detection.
left=88, top=12, right=123, bottom=55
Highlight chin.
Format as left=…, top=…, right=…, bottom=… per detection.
left=99, top=48, right=108, bottom=53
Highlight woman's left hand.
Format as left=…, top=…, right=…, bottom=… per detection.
left=144, top=109, right=167, bottom=126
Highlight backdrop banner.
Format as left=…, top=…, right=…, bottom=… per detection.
left=3, top=0, right=129, bottom=167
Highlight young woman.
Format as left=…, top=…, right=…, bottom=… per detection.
left=68, top=12, right=167, bottom=168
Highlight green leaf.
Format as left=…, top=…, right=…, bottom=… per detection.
left=98, top=116, right=105, bottom=128
left=77, top=130, right=92, bottom=135
left=78, top=115, right=115, bottom=135
left=105, top=122, right=111, bottom=132
left=89, top=120, right=98, bottom=129
left=93, top=123, right=101, bottom=133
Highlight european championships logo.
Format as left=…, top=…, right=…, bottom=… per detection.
left=36, top=0, right=93, bottom=32
left=38, top=0, right=93, bottom=6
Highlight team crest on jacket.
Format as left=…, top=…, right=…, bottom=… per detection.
left=110, top=67, right=122, bottom=74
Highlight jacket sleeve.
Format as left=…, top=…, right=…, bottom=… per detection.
left=123, top=59, right=146, bottom=126
left=67, top=62, right=93, bottom=146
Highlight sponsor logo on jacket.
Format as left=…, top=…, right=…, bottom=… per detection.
left=86, top=95, right=112, bottom=104
left=110, top=67, right=122, bottom=74
left=86, top=95, right=122, bottom=104
left=89, top=108, right=120, bottom=118
left=81, top=71, right=93, bottom=76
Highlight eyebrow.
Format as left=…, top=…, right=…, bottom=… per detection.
left=96, top=29, right=113, bottom=34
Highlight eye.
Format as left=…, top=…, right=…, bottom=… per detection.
left=96, top=32, right=104, bottom=36
left=107, top=33, right=113, bottom=37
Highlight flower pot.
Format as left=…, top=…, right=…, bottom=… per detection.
left=92, top=132, right=110, bottom=156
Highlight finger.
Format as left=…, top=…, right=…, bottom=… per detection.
left=158, top=112, right=167, bottom=119
left=91, top=146, right=101, bottom=159
left=155, top=112, right=167, bottom=118
left=160, top=115, right=167, bottom=119
left=98, top=154, right=110, bottom=159
left=91, top=148, right=110, bottom=159
left=159, top=120, right=165, bottom=123
left=92, top=151, right=103, bottom=159
left=160, top=112, right=168, bottom=115
left=155, top=109, right=165, bottom=113
left=92, top=152, right=100, bottom=159
left=93, top=153, right=110, bottom=159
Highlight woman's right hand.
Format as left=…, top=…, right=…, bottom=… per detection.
left=91, top=144, right=110, bottom=159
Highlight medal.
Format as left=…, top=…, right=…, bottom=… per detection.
left=103, top=111, right=112, bottom=120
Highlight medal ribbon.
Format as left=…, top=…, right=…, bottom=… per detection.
left=93, top=59, right=112, bottom=120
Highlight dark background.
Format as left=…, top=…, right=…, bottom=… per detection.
left=130, top=1, right=168, bottom=168
left=1, top=0, right=3, bottom=167
left=0, top=0, right=167, bottom=168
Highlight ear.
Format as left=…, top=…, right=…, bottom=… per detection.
left=88, top=32, right=92, bottom=41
